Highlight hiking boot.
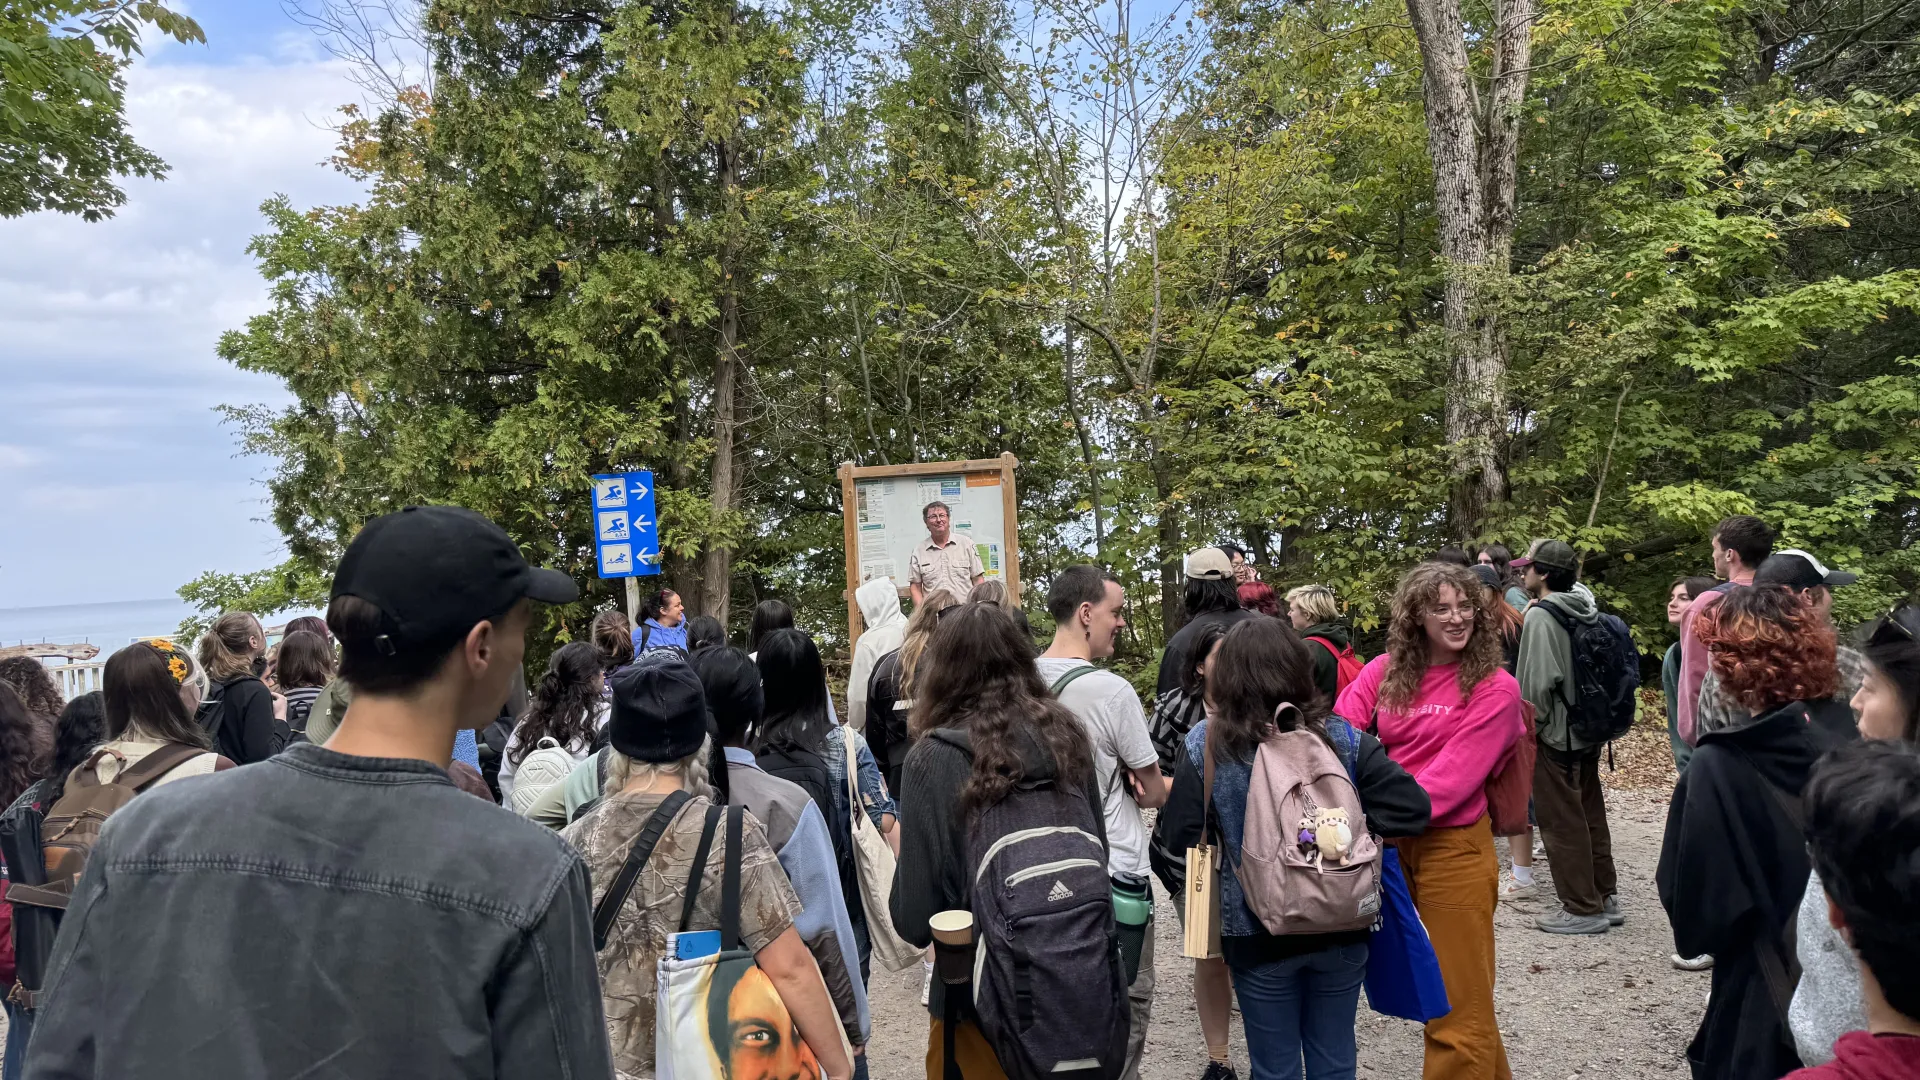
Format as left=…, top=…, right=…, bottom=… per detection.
left=1533, top=908, right=1610, bottom=935
left=1200, top=1062, right=1239, bottom=1080
left=1672, top=953, right=1715, bottom=971
left=1603, top=894, right=1625, bottom=926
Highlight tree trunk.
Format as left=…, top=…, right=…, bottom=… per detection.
left=1406, top=0, right=1527, bottom=538
left=703, top=136, right=742, bottom=626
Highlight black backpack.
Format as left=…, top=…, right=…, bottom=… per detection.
left=1531, top=601, right=1642, bottom=744
left=929, top=728, right=1128, bottom=1080
left=755, top=740, right=861, bottom=916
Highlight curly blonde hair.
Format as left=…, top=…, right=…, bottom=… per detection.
left=1379, top=562, right=1505, bottom=710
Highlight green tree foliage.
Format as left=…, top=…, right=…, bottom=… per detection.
left=1, top=0, right=205, bottom=219
left=204, top=0, right=1920, bottom=667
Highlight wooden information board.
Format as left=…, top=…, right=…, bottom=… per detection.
left=838, top=454, right=1021, bottom=638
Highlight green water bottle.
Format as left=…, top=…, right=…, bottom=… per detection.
left=1112, top=873, right=1151, bottom=983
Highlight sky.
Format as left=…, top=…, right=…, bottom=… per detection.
left=0, top=1, right=367, bottom=609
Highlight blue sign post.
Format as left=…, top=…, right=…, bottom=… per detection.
left=591, top=471, right=661, bottom=579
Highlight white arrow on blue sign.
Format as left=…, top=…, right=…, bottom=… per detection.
left=591, top=470, right=660, bottom=579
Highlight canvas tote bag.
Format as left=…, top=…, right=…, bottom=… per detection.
left=1182, top=727, right=1223, bottom=960
left=840, top=726, right=922, bottom=972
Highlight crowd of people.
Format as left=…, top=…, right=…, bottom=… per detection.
left=0, top=503, right=1915, bottom=1080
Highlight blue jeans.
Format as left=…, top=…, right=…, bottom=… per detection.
left=4, top=999, right=32, bottom=1080
left=1229, top=941, right=1369, bottom=1080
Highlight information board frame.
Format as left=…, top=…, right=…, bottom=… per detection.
left=838, top=453, right=1021, bottom=639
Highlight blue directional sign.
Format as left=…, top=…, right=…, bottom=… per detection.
left=591, top=471, right=661, bottom=579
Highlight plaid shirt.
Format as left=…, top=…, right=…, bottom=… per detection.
left=1695, top=644, right=1865, bottom=739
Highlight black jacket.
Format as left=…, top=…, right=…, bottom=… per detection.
left=203, top=676, right=287, bottom=766
left=888, top=724, right=1099, bottom=1015
left=864, top=648, right=908, bottom=793
left=1156, top=609, right=1255, bottom=697
left=1298, top=622, right=1352, bottom=703
left=1656, top=698, right=1858, bottom=1080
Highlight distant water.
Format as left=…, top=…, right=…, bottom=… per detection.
left=0, top=598, right=201, bottom=650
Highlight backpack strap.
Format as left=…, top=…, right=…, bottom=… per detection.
left=720, top=804, right=745, bottom=952
left=1049, top=663, right=1100, bottom=696
left=639, top=623, right=653, bottom=653
left=116, top=744, right=208, bottom=790
left=677, top=803, right=725, bottom=933
left=591, top=788, right=692, bottom=950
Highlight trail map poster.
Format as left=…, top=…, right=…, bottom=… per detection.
left=838, top=455, right=1021, bottom=637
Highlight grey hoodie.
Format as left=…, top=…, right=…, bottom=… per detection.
left=1516, top=588, right=1602, bottom=751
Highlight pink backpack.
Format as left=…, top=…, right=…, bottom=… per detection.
left=1239, top=708, right=1382, bottom=935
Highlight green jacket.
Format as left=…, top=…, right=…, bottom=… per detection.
left=1516, top=589, right=1601, bottom=752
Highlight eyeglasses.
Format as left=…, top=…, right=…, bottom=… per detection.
left=1867, top=606, right=1920, bottom=647
left=1425, top=605, right=1478, bottom=623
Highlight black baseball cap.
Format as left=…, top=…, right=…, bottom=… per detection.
left=331, top=506, right=578, bottom=653
left=1754, top=549, right=1858, bottom=591
left=610, top=651, right=709, bottom=763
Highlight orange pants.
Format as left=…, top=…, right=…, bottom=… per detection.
left=1396, top=816, right=1511, bottom=1080
left=925, top=1017, right=1010, bottom=1080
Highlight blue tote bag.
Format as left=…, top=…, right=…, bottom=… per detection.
left=1364, top=846, right=1451, bottom=1022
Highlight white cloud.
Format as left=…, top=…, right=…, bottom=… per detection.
left=0, top=53, right=366, bottom=608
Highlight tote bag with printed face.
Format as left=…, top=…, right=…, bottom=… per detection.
left=657, top=950, right=828, bottom=1080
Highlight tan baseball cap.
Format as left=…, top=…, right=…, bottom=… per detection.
left=1186, top=547, right=1234, bottom=581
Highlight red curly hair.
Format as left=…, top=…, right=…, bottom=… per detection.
left=1238, top=581, right=1280, bottom=617
left=1697, top=585, right=1839, bottom=714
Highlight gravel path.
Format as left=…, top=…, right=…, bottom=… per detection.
left=865, top=783, right=1704, bottom=1080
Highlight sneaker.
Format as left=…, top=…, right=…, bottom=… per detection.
left=1201, top=1063, right=1239, bottom=1080
left=1603, top=894, right=1625, bottom=926
left=1533, top=908, right=1610, bottom=935
left=1672, top=953, right=1715, bottom=971
left=1499, top=876, right=1540, bottom=904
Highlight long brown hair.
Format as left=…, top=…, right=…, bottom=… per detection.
left=103, top=643, right=211, bottom=749
left=197, top=611, right=263, bottom=682
left=1380, top=562, right=1505, bottom=710
left=899, top=589, right=960, bottom=701
left=0, top=685, right=52, bottom=807
left=590, top=610, right=634, bottom=670
left=1205, top=619, right=1332, bottom=762
left=0, top=657, right=65, bottom=719
left=911, top=603, right=1092, bottom=812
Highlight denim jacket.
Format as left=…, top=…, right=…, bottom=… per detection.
left=25, top=743, right=613, bottom=1080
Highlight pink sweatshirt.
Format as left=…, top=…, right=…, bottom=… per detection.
left=1335, top=654, right=1525, bottom=828
left=1676, top=572, right=1749, bottom=748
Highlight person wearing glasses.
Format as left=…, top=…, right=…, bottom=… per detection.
left=1657, top=584, right=1861, bottom=1080
left=1789, top=605, right=1920, bottom=1068
left=1334, top=562, right=1524, bottom=1080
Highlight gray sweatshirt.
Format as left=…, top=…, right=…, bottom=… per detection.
left=1789, top=869, right=1868, bottom=1066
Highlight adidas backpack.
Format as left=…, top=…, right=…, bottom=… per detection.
left=1530, top=602, right=1642, bottom=744
left=507, top=737, right=578, bottom=816
left=930, top=728, right=1128, bottom=1080
left=1239, top=711, right=1382, bottom=935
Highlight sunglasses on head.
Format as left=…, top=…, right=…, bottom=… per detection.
left=1867, top=605, right=1920, bottom=647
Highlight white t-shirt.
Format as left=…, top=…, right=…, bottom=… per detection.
left=1035, top=656, right=1157, bottom=878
